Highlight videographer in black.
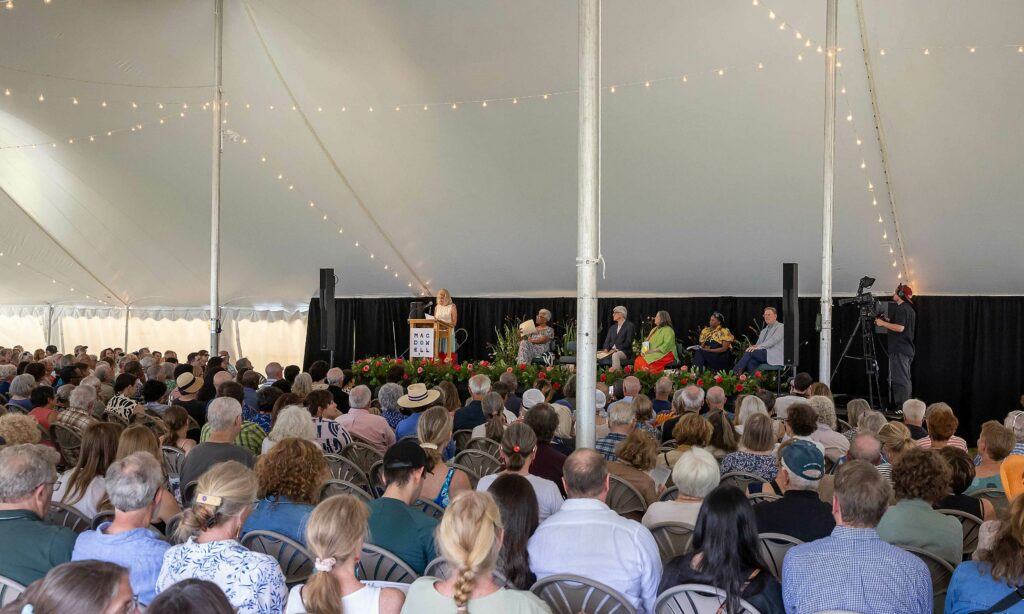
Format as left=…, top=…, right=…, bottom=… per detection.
left=875, top=284, right=916, bottom=406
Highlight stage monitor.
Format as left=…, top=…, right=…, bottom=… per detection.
left=319, top=268, right=336, bottom=352
left=783, top=263, right=799, bottom=367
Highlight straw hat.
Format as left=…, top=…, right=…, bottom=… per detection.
left=397, top=382, right=441, bottom=409
left=175, top=372, right=204, bottom=395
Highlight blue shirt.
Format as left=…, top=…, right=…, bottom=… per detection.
left=381, top=409, right=405, bottom=431
left=242, top=496, right=313, bottom=545
left=782, top=526, right=932, bottom=614
left=946, top=561, right=1024, bottom=614
left=595, top=432, right=627, bottom=461
left=72, top=522, right=170, bottom=605
left=396, top=413, right=421, bottom=440
left=242, top=404, right=272, bottom=434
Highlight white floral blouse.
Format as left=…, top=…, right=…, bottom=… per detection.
left=156, top=537, right=287, bottom=614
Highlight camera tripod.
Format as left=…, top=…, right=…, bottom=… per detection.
left=832, top=314, right=884, bottom=409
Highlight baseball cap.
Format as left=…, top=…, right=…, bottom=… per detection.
left=897, top=283, right=914, bottom=303
left=522, top=388, right=546, bottom=410
left=383, top=439, right=427, bottom=470
left=781, top=439, right=825, bottom=480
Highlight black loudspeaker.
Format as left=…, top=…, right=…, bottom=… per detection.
left=783, top=263, right=799, bottom=367
left=319, top=268, right=336, bottom=352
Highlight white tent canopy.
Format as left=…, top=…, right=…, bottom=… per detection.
left=0, top=0, right=1022, bottom=318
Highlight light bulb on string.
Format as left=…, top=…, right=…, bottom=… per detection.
left=718, top=69, right=725, bottom=76
left=72, top=97, right=78, bottom=105
left=768, top=10, right=775, bottom=19
left=512, top=98, right=518, bottom=104
left=860, top=161, right=866, bottom=169
left=923, top=48, right=930, bottom=55
left=610, top=86, right=616, bottom=93
left=880, top=49, right=886, bottom=55
left=878, top=216, right=884, bottom=223
left=805, top=39, right=811, bottom=48
left=969, top=47, right=976, bottom=53
left=37, top=93, right=44, bottom=102
left=856, top=138, right=862, bottom=145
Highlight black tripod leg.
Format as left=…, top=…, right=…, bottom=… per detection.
left=831, top=317, right=863, bottom=383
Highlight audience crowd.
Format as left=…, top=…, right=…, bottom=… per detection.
left=0, top=342, right=1022, bottom=614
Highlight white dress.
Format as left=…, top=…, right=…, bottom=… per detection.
left=476, top=473, right=564, bottom=522
left=51, top=473, right=106, bottom=518
left=285, top=583, right=382, bottom=614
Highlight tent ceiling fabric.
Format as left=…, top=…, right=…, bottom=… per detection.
left=0, top=0, right=1021, bottom=308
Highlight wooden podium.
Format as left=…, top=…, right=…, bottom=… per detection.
left=408, top=319, right=454, bottom=360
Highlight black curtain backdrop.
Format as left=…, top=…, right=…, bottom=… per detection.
left=305, top=295, right=1024, bottom=440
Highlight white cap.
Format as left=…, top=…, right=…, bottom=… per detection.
left=595, top=389, right=607, bottom=410
left=522, top=388, right=546, bottom=410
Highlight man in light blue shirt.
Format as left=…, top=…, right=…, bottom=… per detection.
left=734, top=307, right=785, bottom=374
left=782, top=460, right=931, bottom=614
left=72, top=452, right=170, bottom=606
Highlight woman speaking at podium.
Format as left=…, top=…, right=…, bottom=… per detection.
left=434, top=288, right=457, bottom=361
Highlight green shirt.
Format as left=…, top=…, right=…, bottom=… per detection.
left=366, top=497, right=438, bottom=575
left=200, top=420, right=266, bottom=456
left=0, top=509, right=77, bottom=585
left=876, top=498, right=963, bottom=567
left=401, top=576, right=553, bottom=614
left=643, top=326, right=676, bottom=363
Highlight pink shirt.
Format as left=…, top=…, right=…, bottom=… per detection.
left=916, top=435, right=969, bottom=453
left=336, top=408, right=396, bottom=455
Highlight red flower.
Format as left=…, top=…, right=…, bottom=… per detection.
left=417, top=367, right=424, bottom=374
left=537, top=372, right=546, bottom=380
left=403, top=373, right=409, bottom=380
left=680, top=378, right=689, bottom=385
left=714, top=375, right=723, bottom=384
left=739, top=374, right=748, bottom=381
left=754, top=370, right=762, bottom=378
left=361, top=365, right=370, bottom=373
left=506, top=367, right=514, bottom=373
left=375, top=361, right=382, bottom=367
left=697, top=379, right=704, bottom=386
left=735, top=384, right=745, bottom=392
left=623, top=366, right=633, bottom=374
left=480, top=360, right=490, bottom=367
left=519, top=363, right=527, bottom=370
left=454, top=365, right=461, bottom=372
left=552, top=382, right=561, bottom=390
left=395, top=358, right=403, bottom=364
left=599, top=373, right=607, bottom=382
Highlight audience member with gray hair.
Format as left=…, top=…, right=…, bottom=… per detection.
left=643, top=446, right=720, bottom=529
left=0, top=444, right=77, bottom=585
left=754, top=439, right=836, bottom=543
left=807, top=395, right=850, bottom=462
left=71, top=452, right=170, bottom=605
left=857, top=410, right=888, bottom=437
left=261, top=405, right=317, bottom=454
left=377, top=382, right=406, bottom=431
left=7, top=373, right=37, bottom=411
left=902, top=398, right=928, bottom=439
left=595, top=403, right=636, bottom=461
left=324, top=367, right=350, bottom=412
left=178, top=397, right=254, bottom=491
left=847, top=432, right=891, bottom=480
left=661, top=384, right=706, bottom=441
left=347, top=384, right=372, bottom=410
left=453, top=374, right=491, bottom=432
left=0, top=363, right=17, bottom=393
left=529, top=448, right=662, bottom=613
left=56, top=385, right=100, bottom=432
left=734, top=394, right=768, bottom=435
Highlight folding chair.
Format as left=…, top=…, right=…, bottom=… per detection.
left=413, top=497, right=446, bottom=521
left=340, top=441, right=383, bottom=475
left=320, top=479, right=374, bottom=503
left=465, top=437, right=500, bottom=457
left=356, top=543, right=419, bottom=584
left=241, top=530, right=314, bottom=587
left=648, top=521, right=695, bottom=565
left=161, top=445, right=186, bottom=477
left=453, top=429, right=474, bottom=452
left=0, top=575, right=27, bottom=607
left=50, top=423, right=83, bottom=467
left=453, top=449, right=501, bottom=479
left=654, top=583, right=761, bottom=614
left=720, top=471, right=768, bottom=493
left=606, top=474, right=648, bottom=521
left=757, top=533, right=804, bottom=579
left=531, top=574, right=637, bottom=614
left=43, top=502, right=92, bottom=533
left=324, top=453, right=372, bottom=493
left=936, top=508, right=983, bottom=559
left=900, top=545, right=956, bottom=614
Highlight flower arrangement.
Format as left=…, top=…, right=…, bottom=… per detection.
left=351, top=356, right=770, bottom=396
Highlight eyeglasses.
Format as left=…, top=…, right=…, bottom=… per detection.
left=120, top=596, right=140, bottom=614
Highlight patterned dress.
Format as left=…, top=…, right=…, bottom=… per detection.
left=720, top=450, right=778, bottom=481
left=516, top=325, right=554, bottom=364
left=156, top=538, right=287, bottom=614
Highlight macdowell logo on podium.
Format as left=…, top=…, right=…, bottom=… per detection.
left=410, top=328, right=434, bottom=359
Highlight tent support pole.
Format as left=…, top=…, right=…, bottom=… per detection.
left=45, top=304, right=52, bottom=347
left=818, top=0, right=838, bottom=385
left=123, top=306, right=130, bottom=351
left=575, top=0, right=600, bottom=449
left=209, top=0, right=224, bottom=356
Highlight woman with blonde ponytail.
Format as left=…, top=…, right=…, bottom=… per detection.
left=418, top=406, right=471, bottom=508
left=285, top=495, right=404, bottom=614
left=475, top=422, right=564, bottom=522
left=401, top=491, right=550, bottom=613
left=156, top=461, right=287, bottom=614
left=877, top=420, right=917, bottom=466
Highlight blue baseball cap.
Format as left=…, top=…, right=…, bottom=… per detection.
left=781, top=439, right=825, bottom=480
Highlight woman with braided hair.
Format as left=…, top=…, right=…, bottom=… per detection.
left=286, top=494, right=404, bottom=613
left=401, top=491, right=550, bottom=613
left=156, top=460, right=287, bottom=613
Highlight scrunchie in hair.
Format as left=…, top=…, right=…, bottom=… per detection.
left=314, top=557, right=337, bottom=572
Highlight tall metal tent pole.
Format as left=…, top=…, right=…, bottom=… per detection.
left=818, top=0, right=839, bottom=385
left=575, top=0, right=600, bottom=449
left=209, top=0, right=225, bottom=356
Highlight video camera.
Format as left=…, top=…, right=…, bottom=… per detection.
left=836, top=276, right=886, bottom=319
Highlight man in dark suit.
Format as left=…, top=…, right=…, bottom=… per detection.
left=600, top=306, right=636, bottom=372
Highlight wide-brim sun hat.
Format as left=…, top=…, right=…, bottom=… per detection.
left=398, top=382, right=442, bottom=409
left=175, top=372, right=204, bottom=395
